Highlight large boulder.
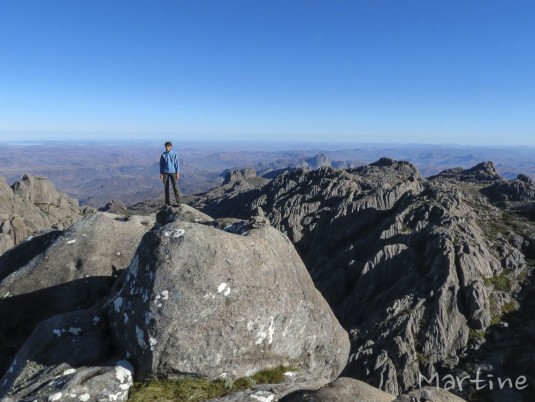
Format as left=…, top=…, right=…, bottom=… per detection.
left=0, top=212, right=155, bottom=378
left=0, top=308, right=133, bottom=402
left=281, top=377, right=396, bottom=402
left=108, top=216, right=350, bottom=392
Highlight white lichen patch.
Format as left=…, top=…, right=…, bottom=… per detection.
left=247, top=321, right=255, bottom=331
left=115, top=363, right=132, bottom=384
left=66, top=239, right=76, bottom=244
left=93, top=315, right=101, bottom=326
left=250, top=392, right=275, bottom=402
left=48, top=392, right=63, bottom=401
left=173, top=229, right=185, bottom=238
left=267, top=317, right=274, bottom=344
left=211, top=353, right=222, bottom=366
left=114, top=297, right=123, bottom=312
left=164, top=228, right=186, bottom=238
left=217, top=283, right=228, bottom=293
left=68, top=327, right=82, bottom=336
left=124, top=313, right=129, bottom=323
left=117, top=251, right=121, bottom=256
left=154, top=290, right=169, bottom=307
left=136, top=326, right=147, bottom=349
left=127, top=255, right=139, bottom=280
left=284, top=371, right=297, bottom=377
left=79, top=394, right=90, bottom=401
left=255, top=328, right=266, bottom=345
left=62, top=368, right=77, bottom=376
left=223, top=287, right=231, bottom=297
left=255, top=317, right=275, bottom=345
left=53, top=329, right=62, bottom=337
left=203, top=292, right=216, bottom=300
left=149, top=337, right=158, bottom=351
left=144, top=311, right=153, bottom=326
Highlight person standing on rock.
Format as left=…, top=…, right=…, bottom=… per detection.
left=159, top=141, right=182, bottom=207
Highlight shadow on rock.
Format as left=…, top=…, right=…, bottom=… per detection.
left=0, top=276, right=117, bottom=378
left=0, top=230, right=62, bottom=282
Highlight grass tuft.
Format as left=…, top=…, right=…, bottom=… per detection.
left=128, top=366, right=297, bottom=402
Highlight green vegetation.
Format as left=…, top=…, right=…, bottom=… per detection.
left=400, top=224, right=412, bottom=233
left=416, top=352, right=429, bottom=365
left=502, top=211, right=521, bottom=228
left=501, top=301, right=517, bottom=315
left=468, top=328, right=485, bottom=342
left=484, top=275, right=512, bottom=292
left=489, top=294, right=518, bottom=326
left=128, top=366, right=296, bottom=402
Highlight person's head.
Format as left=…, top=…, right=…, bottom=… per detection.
left=165, top=141, right=172, bottom=152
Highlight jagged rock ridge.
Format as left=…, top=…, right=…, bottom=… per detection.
left=190, top=158, right=535, bottom=401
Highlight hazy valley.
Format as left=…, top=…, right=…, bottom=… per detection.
left=1, top=141, right=534, bottom=208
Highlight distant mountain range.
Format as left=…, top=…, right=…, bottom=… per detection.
left=1, top=142, right=534, bottom=208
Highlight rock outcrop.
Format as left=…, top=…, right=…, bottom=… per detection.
left=429, top=161, right=501, bottom=182
left=0, top=211, right=155, bottom=379
left=281, top=377, right=467, bottom=402
left=281, top=377, right=396, bottom=402
left=2, top=160, right=534, bottom=401
left=483, top=177, right=535, bottom=203
left=222, top=168, right=259, bottom=185
left=1, top=204, right=350, bottom=401
left=189, top=159, right=534, bottom=400
left=0, top=174, right=81, bottom=256
left=0, top=308, right=133, bottom=402
left=108, top=213, right=350, bottom=390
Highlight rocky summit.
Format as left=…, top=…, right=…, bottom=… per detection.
left=0, top=204, right=352, bottom=401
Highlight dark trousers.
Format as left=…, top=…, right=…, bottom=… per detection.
left=163, top=174, right=181, bottom=205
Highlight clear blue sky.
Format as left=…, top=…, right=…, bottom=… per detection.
left=1, top=0, right=534, bottom=145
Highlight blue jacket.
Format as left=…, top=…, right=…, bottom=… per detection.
left=160, top=150, right=180, bottom=174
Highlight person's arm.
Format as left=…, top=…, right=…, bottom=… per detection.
left=174, top=154, right=180, bottom=180
left=159, top=155, right=165, bottom=180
